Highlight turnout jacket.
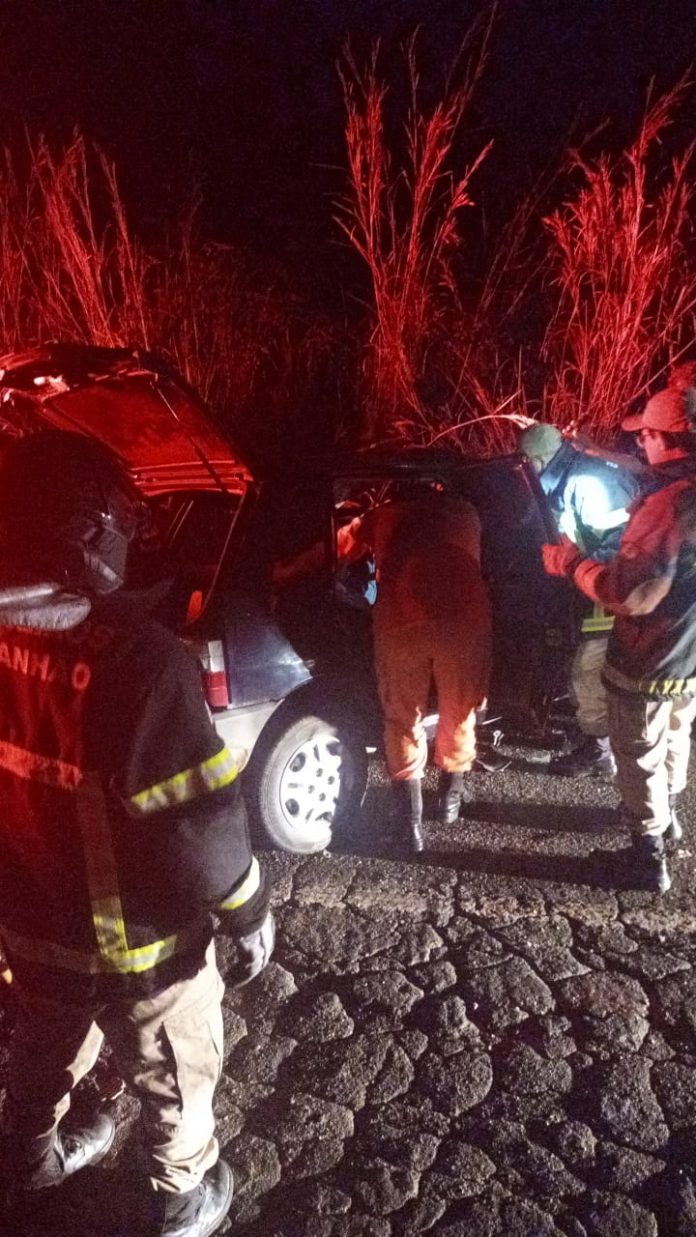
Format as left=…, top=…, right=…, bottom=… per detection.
left=0, top=595, right=266, bottom=1003
left=568, top=457, right=696, bottom=699
left=540, top=441, right=639, bottom=638
left=339, top=494, right=490, bottom=637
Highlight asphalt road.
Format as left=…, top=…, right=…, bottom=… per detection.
left=3, top=731, right=696, bottom=1236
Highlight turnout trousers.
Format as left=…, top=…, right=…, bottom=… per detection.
left=608, top=690, right=696, bottom=837
left=374, top=616, right=491, bottom=780
left=570, top=635, right=610, bottom=738
left=5, top=941, right=224, bottom=1194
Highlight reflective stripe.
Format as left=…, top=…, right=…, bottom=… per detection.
left=0, top=921, right=202, bottom=974
left=0, top=740, right=217, bottom=977
left=0, top=738, right=82, bottom=791
left=603, top=661, right=696, bottom=698
left=581, top=604, right=614, bottom=635
left=217, top=856, right=261, bottom=911
left=76, top=774, right=130, bottom=963
left=75, top=774, right=198, bottom=974
left=130, top=744, right=240, bottom=816
left=581, top=617, right=613, bottom=633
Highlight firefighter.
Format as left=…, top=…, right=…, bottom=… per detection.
left=519, top=423, right=639, bottom=777
left=0, top=431, right=274, bottom=1236
left=338, top=479, right=492, bottom=851
left=543, top=388, right=696, bottom=893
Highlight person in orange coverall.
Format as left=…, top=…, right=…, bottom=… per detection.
left=338, top=480, right=492, bottom=852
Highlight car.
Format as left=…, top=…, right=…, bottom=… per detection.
left=0, top=343, right=574, bottom=854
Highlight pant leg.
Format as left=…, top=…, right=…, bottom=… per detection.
left=432, top=618, right=490, bottom=773
left=101, top=942, right=224, bottom=1194
left=373, top=623, right=433, bottom=780
left=570, top=636, right=610, bottom=737
left=5, top=985, right=103, bottom=1164
left=665, top=693, right=696, bottom=795
left=608, top=691, right=672, bottom=837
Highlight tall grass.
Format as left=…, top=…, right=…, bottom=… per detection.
left=335, top=19, right=498, bottom=449
left=0, top=133, right=333, bottom=465
left=337, top=41, right=696, bottom=454
left=540, top=78, right=696, bottom=439
left=1, top=71, right=694, bottom=469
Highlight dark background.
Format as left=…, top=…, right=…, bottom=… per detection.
left=2, top=0, right=695, bottom=291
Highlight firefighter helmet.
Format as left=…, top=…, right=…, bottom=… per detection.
left=518, top=422, right=563, bottom=475
left=0, top=430, right=146, bottom=595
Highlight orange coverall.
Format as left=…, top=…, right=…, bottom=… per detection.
left=340, top=494, right=492, bottom=781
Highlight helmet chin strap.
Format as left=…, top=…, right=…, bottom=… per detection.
left=0, top=582, right=91, bottom=630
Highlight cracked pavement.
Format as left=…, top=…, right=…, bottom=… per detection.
left=3, top=736, right=696, bottom=1237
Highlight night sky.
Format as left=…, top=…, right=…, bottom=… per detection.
left=2, top=0, right=695, bottom=285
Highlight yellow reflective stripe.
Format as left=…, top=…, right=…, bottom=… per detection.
left=0, top=751, right=214, bottom=977
left=581, top=616, right=614, bottom=633
left=217, top=857, right=261, bottom=911
left=0, top=738, right=82, bottom=791
left=130, top=745, right=240, bottom=816
left=581, top=602, right=614, bottom=635
left=0, top=922, right=202, bottom=974
left=76, top=774, right=130, bottom=962
left=603, top=662, right=696, bottom=698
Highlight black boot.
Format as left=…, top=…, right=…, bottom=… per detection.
left=549, top=734, right=615, bottom=777
left=15, top=1112, right=116, bottom=1191
left=392, top=779, right=424, bottom=854
left=623, top=835, right=671, bottom=895
left=437, top=771, right=466, bottom=824
left=152, top=1160, right=234, bottom=1237
left=665, top=793, right=683, bottom=844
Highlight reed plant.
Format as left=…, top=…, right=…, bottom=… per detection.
left=337, top=39, right=696, bottom=455
left=0, top=133, right=332, bottom=463
left=540, top=78, right=696, bottom=439
left=335, top=18, right=497, bottom=449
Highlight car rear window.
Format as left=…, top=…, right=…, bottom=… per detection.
left=139, top=490, right=241, bottom=625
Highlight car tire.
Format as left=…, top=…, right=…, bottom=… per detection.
left=246, top=700, right=368, bottom=854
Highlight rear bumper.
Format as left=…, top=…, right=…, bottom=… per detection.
left=212, top=699, right=283, bottom=768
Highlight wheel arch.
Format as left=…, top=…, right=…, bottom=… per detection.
left=242, top=680, right=369, bottom=854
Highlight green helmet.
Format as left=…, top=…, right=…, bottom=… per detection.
left=518, top=423, right=563, bottom=473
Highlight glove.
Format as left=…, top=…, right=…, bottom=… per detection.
left=542, top=534, right=583, bottom=578
left=226, top=911, right=275, bottom=988
left=0, top=940, right=11, bottom=986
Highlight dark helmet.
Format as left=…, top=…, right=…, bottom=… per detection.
left=0, top=430, right=147, bottom=596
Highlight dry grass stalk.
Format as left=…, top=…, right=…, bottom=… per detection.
left=540, top=76, right=696, bottom=439
left=0, top=133, right=332, bottom=455
left=336, top=18, right=495, bottom=448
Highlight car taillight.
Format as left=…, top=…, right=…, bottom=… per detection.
left=192, top=639, right=229, bottom=708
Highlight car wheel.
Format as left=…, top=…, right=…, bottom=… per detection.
left=247, top=704, right=368, bottom=854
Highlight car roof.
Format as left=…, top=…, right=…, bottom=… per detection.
left=328, top=444, right=522, bottom=478
left=0, top=343, right=253, bottom=496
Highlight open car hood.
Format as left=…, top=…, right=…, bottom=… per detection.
left=0, top=344, right=253, bottom=496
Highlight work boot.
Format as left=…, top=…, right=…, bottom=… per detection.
left=436, top=771, right=466, bottom=824
left=621, top=835, right=671, bottom=895
left=392, top=778, right=424, bottom=854
left=474, top=747, right=512, bottom=774
left=16, top=1112, right=116, bottom=1191
left=665, top=793, right=683, bottom=844
left=152, top=1160, right=234, bottom=1237
left=549, top=734, right=616, bottom=778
